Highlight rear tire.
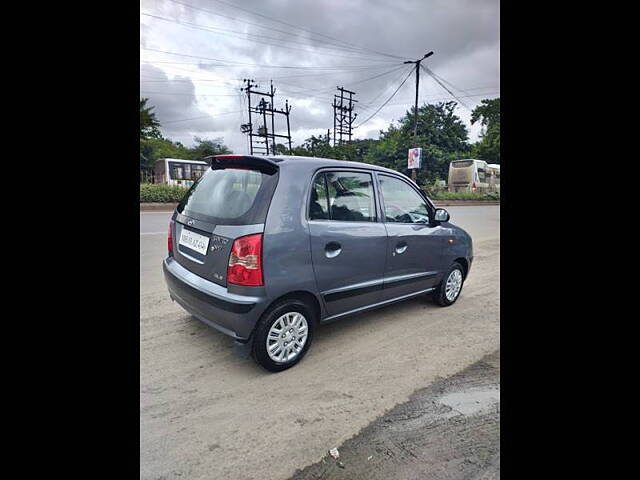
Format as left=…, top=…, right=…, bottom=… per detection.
left=252, top=298, right=316, bottom=372
left=432, top=262, right=465, bottom=306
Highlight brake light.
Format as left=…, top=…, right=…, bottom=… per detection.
left=168, top=220, right=174, bottom=254
left=227, top=234, right=263, bottom=286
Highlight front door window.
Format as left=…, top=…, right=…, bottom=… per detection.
left=378, top=175, right=429, bottom=224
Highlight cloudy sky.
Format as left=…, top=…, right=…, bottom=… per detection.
left=140, top=0, right=499, bottom=153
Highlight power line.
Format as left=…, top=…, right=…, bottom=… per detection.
left=140, top=90, right=241, bottom=97
left=143, top=68, right=498, bottom=104
left=140, top=64, right=409, bottom=105
left=420, top=69, right=499, bottom=98
left=346, top=65, right=408, bottom=87
left=141, top=58, right=395, bottom=73
left=201, top=0, right=408, bottom=61
left=420, top=64, right=472, bottom=111
left=161, top=111, right=243, bottom=123
left=141, top=61, right=397, bottom=84
left=252, top=64, right=407, bottom=95
left=424, top=69, right=463, bottom=92
left=140, top=11, right=400, bottom=63
left=358, top=65, right=417, bottom=107
left=378, top=91, right=500, bottom=107
left=140, top=79, right=239, bottom=87
left=260, top=69, right=410, bottom=105
left=163, top=0, right=401, bottom=60
left=248, top=66, right=410, bottom=104
left=141, top=63, right=253, bottom=84
left=140, top=47, right=396, bottom=70
left=355, top=67, right=415, bottom=129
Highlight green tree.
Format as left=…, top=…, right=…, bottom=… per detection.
left=290, top=135, right=374, bottom=163
left=292, top=132, right=333, bottom=158
left=140, top=136, right=233, bottom=171
left=364, top=101, right=470, bottom=186
left=274, top=143, right=290, bottom=155
left=140, top=137, right=191, bottom=171
left=189, top=136, right=231, bottom=159
left=470, top=98, right=500, bottom=164
left=140, top=98, right=162, bottom=139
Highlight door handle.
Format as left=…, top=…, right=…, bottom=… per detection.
left=325, top=241, right=342, bottom=258
left=395, top=242, right=408, bottom=255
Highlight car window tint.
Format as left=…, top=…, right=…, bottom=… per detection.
left=379, top=175, right=430, bottom=224
left=309, top=173, right=329, bottom=220
left=324, top=171, right=375, bottom=222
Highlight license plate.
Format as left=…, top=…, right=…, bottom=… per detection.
left=179, top=228, right=210, bottom=255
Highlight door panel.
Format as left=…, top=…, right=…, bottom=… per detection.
left=309, top=221, right=387, bottom=316
left=377, top=174, right=444, bottom=300
left=308, top=170, right=386, bottom=317
left=382, top=223, right=442, bottom=299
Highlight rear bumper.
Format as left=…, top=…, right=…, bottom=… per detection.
left=163, top=257, right=267, bottom=341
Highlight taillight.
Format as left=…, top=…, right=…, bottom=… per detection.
left=168, top=220, right=174, bottom=254
left=227, top=234, right=263, bottom=286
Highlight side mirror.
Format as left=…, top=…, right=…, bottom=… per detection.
left=434, top=208, right=450, bottom=223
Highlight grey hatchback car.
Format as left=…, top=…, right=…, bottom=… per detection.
left=163, top=154, right=473, bottom=371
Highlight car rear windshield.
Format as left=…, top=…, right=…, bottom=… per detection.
left=452, top=160, right=474, bottom=168
left=177, top=167, right=278, bottom=225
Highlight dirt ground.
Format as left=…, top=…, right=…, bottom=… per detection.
left=140, top=207, right=500, bottom=480
left=290, top=349, right=500, bottom=479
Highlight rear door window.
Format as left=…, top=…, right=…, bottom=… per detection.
left=177, top=167, right=278, bottom=225
left=310, top=171, right=376, bottom=222
left=309, top=174, right=330, bottom=220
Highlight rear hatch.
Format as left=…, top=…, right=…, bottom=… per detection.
left=171, top=155, right=279, bottom=287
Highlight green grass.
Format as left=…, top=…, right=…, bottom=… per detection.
left=140, top=183, right=188, bottom=203
left=427, top=191, right=500, bottom=201
left=139, top=183, right=500, bottom=204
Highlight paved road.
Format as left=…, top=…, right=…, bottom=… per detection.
left=140, top=206, right=500, bottom=480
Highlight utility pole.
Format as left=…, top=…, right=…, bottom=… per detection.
left=241, top=79, right=293, bottom=155
left=404, top=51, right=433, bottom=182
left=332, top=86, right=357, bottom=146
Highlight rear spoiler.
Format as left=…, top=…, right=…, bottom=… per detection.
left=203, top=155, right=279, bottom=175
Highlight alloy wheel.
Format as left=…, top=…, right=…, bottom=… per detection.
left=266, top=312, right=309, bottom=363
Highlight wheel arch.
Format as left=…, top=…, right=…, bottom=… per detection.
left=262, top=290, right=322, bottom=325
left=453, top=257, right=469, bottom=279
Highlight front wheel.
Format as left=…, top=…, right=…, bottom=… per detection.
left=432, top=262, right=465, bottom=306
left=252, top=299, right=316, bottom=372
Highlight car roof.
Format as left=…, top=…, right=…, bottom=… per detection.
left=268, top=155, right=411, bottom=179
